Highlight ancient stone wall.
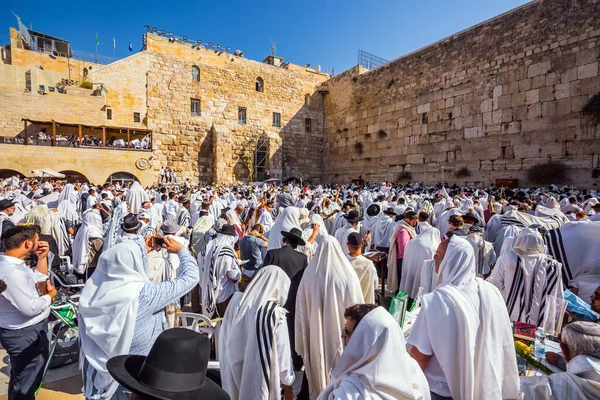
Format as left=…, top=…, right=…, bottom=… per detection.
left=145, top=34, right=328, bottom=184
left=323, top=0, right=600, bottom=187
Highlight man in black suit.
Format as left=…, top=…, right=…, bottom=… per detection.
left=263, top=227, right=311, bottom=397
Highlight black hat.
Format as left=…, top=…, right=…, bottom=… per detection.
left=469, top=225, right=484, bottom=234
left=107, top=328, right=230, bottom=400
left=463, top=212, right=480, bottom=225
left=347, top=232, right=363, bottom=247
left=218, top=224, right=237, bottom=237
left=342, top=200, right=354, bottom=209
left=122, top=213, right=142, bottom=233
left=366, top=204, right=381, bottom=217
left=343, top=209, right=363, bottom=223
left=383, top=207, right=397, bottom=216
left=592, top=203, right=600, bottom=209
left=281, top=227, right=306, bottom=246
left=0, top=199, right=16, bottom=211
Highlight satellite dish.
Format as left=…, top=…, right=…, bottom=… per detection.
left=50, top=50, right=59, bottom=58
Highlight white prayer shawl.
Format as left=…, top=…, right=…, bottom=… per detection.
left=437, top=208, right=462, bottom=237
left=501, top=209, right=568, bottom=230
left=79, top=238, right=149, bottom=400
left=519, top=355, right=600, bottom=400
left=149, top=203, right=164, bottom=229
left=331, top=210, right=348, bottom=236
left=125, top=182, right=149, bottom=215
left=346, top=255, right=377, bottom=304
left=494, top=225, right=522, bottom=258
left=400, top=228, right=440, bottom=298
left=24, top=205, right=70, bottom=256
left=219, top=266, right=291, bottom=400
left=318, top=307, right=430, bottom=400
left=266, top=206, right=305, bottom=251
left=209, top=198, right=226, bottom=221
left=190, top=215, right=215, bottom=257
left=72, top=210, right=104, bottom=274
left=483, top=213, right=503, bottom=243
left=299, top=214, right=328, bottom=262
left=199, top=233, right=238, bottom=316
left=419, top=260, right=437, bottom=295
left=334, top=224, right=359, bottom=256
left=373, top=214, right=395, bottom=249
left=102, top=202, right=128, bottom=251
left=37, top=191, right=60, bottom=207
left=465, top=234, right=496, bottom=277
left=386, top=220, right=417, bottom=292
left=295, top=236, right=364, bottom=399
left=420, top=236, right=519, bottom=400
left=491, top=229, right=563, bottom=326
left=257, top=208, right=275, bottom=233
left=57, top=183, right=78, bottom=204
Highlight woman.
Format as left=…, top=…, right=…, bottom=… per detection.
left=318, top=305, right=430, bottom=400
left=72, top=209, right=104, bottom=275
left=219, top=266, right=294, bottom=400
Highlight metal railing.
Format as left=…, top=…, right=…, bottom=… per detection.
left=358, top=49, right=389, bottom=70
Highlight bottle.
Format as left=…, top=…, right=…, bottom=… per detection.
left=534, top=327, right=546, bottom=358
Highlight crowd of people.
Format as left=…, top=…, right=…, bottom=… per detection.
left=31, top=128, right=151, bottom=149
left=0, top=174, right=599, bottom=400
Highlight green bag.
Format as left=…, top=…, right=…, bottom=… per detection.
left=389, top=290, right=410, bottom=328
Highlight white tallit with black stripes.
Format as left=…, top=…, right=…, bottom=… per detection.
left=500, top=209, right=568, bottom=230
left=491, top=229, right=563, bottom=326
left=219, top=266, right=291, bottom=400
left=199, top=232, right=238, bottom=316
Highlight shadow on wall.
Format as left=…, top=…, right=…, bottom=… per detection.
left=198, top=129, right=214, bottom=185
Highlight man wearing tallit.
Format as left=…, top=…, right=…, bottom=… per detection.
left=407, top=236, right=519, bottom=400
left=318, top=304, right=430, bottom=400
left=266, top=206, right=309, bottom=251
left=295, top=236, right=364, bottom=399
left=386, top=211, right=417, bottom=293
left=488, top=228, right=563, bottom=326
left=399, top=226, right=441, bottom=299
left=72, top=209, right=104, bottom=275
left=219, top=266, right=295, bottom=400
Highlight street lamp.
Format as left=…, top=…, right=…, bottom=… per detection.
left=441, top=166, right=444, bottom=185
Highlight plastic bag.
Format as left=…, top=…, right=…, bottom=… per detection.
left=389, top=290, right=409, bottom=328
left=564, top=289, right=599, bottom=322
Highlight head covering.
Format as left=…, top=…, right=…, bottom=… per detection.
left=281, top=227, right=306, bottom=246
left=400, top=227, right=441, bottom=298
left=79, top=238, right=149, bottom=399
left=125, top=182, right=149, bottom=214
left=24, top=205, right=70, bottom=256
left=266, top=206, right=305, bottom=251
left=219, top=266, right=291, bottom=400
left=72, top=210, right=104, bottom=274
left=319, top=307, right=430, bottom=400
left=107, top=328, right=229, bottom=400
left=295, top=236, right=364, bottom=398
left=121, top=213, right=142, bottom=233
left=199, top=232, right=238, bottom=316
left=160, top=219, right=180, bottom=235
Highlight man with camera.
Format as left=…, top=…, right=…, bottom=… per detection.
left=0, top=225, right=57, bottom=400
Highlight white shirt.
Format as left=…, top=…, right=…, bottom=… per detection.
left=163, top=199, right=180, bottom=221
left=0, top=255, right=51, bottom=329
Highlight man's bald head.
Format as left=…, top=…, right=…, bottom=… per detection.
left=434, top=239, right=450, bottom=273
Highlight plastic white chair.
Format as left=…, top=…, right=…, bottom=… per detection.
left=175, top=312, right=215, bottom=338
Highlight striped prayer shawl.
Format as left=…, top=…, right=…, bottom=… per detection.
left=256, top=300, right=278, bottom=390
left=506, top=255, right=562, bottom=325
left=500, top=210, right=566, bottom=230
left=205, top=244, right=237, bottom=315
left=544, top=228, right=573, bottom=287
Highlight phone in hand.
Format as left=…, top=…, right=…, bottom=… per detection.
left=150, top=236, right=165, bottom=247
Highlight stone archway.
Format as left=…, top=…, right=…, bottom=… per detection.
left=0, top=169, right=25, bottom=179
left=105, top=171, right=139, bottom=186
left=59, top=170, right=89, bottom=183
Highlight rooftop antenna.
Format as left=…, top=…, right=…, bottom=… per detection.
left=270, top=41, right=276, bottom=56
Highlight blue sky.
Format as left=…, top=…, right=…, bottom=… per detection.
left=1, top=0, right=530, bottom=73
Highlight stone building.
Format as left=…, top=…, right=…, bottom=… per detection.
left=0, top=24, right=328, bottom=186
left=322, top=0, right=600, bottom=187
left=1, top=0, right=599, bottom=188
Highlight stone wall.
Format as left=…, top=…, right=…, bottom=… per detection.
left=323, top=0, right=600, bottom=187
left=145, top=34, right=329, bottom=184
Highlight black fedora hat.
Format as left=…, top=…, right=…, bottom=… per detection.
left=107, top=328, right=230, bottom=400
left=281, top=227, right=306, bottom=246
left=218, top=224, right=237, bottom=237
left=122, top=213, right=142, bottom=233
left=343, top=209, right=363, bottom=223
left=463, top=212, right=480, bottom=225
left=366, top=204, right=381, bottom=217
left=383, top=207, right=397, bottom=216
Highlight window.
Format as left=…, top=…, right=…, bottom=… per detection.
left=255, top=77, right=264, bottom=92
left=192, top=66, right=200, bottom=82
left=107, top=109, right=112, bottom=120
left=191, top=99, right=201, bottom=115
left=305, top=94, right=311, bottom=106
left=133, top=112, right=141, bottom=123
left=273, top=112, right=281, bottom=127
left=305, top=118, right=312, bottom=133
left=238, top=107, right=247, bottom=124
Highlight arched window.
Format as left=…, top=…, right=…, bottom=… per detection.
left=305, top=94, right=311, bottom=106
left=192, top=66, right=200, bottom=82
left=105, top=171, right=139, bottom=185
left=256, top=77, right=264, bottom=92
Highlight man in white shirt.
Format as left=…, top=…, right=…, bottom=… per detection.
left=163, top=193, right=180, bottom=221
left=0, top=225, right=58, bottom=399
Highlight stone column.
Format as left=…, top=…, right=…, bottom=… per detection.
left=212, top=124, right=233, bottom=184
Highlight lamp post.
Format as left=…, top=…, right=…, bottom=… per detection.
left=441, top=166, right=444, bottom=185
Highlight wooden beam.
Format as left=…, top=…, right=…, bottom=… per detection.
left=102, top=126, right=106, bottom=147
left=78, top=124, right=82, bottom=146
left=23, top=120, right=28, bottom=145
left=127, top=128, right=130, bottom=151
left=52, top=121, right=56, bottom=146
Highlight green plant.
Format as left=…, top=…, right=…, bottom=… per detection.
left=526, top=162, right=568, bottom=184
left=378, top=129, right=388, bottom=139
left=354, top=142, right=364, bottom=154
left=455, top=167, right=471, bottom=178
left=581, top=93, right=600, bottom=125
left=397, top=171, right=412, bottom=181
left=80, top=81, right=93, bottom=89
left=592, top=168, right=600, bottom=179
